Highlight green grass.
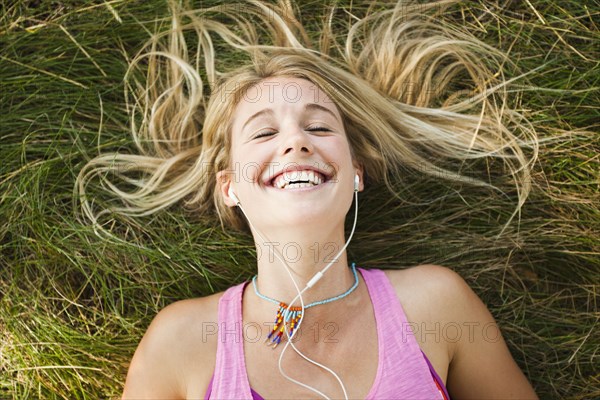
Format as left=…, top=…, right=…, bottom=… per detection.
left=1, top=0, right=599, bottom=398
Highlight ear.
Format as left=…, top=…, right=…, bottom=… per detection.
left=216, top=170, right=237, bottom=207
left=353, top=162, right=365, bottom=192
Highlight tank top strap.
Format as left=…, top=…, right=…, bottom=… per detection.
left=358, top=267, right=442, bottom=398
left=209, top=282, right=253, bottom=399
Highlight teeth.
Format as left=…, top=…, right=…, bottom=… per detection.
left=285, top=182, right=314, bottom=189
left=273, top=170, right=325, bottom=189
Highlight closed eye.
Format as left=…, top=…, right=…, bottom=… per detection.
left=253, top=126, right=332, bottom=139
left=253, top=131, right=276, bottom=139
left=306, top=126, right=332, bottom=133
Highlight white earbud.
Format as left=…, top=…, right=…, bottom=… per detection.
left=228, top=186, right=240, bottom=204
left=354, top=174, right=360, bottom=191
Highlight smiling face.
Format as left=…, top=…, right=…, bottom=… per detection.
left=218, top=76, right=363, bottom=230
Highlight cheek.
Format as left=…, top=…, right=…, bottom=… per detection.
left=327, top=138, right=354, bottom=163
left=230, top=148, right=267, bottom=185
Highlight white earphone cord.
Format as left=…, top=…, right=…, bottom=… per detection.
left=230, top=176, right=359, bottom=400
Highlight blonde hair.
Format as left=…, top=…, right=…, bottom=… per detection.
left=77, top=0, right=538, bottom=235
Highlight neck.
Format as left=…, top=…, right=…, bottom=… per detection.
left=251, top=223, right=356, bottom=307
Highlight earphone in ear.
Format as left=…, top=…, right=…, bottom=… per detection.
left=228, top=186, right=240, bottom=204
left=354, top=174, right=360, bottom=192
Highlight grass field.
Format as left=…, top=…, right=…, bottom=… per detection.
left=1, top=0, right=598, bottom=398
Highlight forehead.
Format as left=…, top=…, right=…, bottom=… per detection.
left=231, top=77, right=341, bottom=127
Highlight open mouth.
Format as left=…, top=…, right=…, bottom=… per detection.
left=269, top=169, right=330, bottom=190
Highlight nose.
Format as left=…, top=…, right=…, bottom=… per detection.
left=281, top=127, right=313, bottom=155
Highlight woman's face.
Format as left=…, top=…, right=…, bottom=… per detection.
left=219, top=76, right=363, bottom=230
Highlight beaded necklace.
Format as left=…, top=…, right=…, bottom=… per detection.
left=252, top=263, right=359, bottom=348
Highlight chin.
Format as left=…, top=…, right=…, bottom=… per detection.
left=273, top=209, right=344, bottom=231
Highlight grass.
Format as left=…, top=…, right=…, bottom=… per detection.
left=1, top=0, right=599, bottom=398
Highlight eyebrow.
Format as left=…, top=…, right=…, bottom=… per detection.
left=241, top=103, right=340, bottom=132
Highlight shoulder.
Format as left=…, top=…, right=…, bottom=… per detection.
left=383, top=264, right=501, bottom=355
left=382, top=265, right=472, bottom=375
left=383, top=263, right=477, bottom=312
left=144, top=293, right=223, bottom=357
left=122, top=291, right=224, bottom=399
left=149, top=291, right=223, bottom=337
left=383, top=264, right=475, bottom=327
left=383, top=263, right=468, bottom=295
left=384, top=265, right=538, bottom=398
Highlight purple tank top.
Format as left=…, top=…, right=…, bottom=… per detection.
left=205, top=267, right=450, bottom=399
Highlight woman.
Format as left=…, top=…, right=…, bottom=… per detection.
left=79, top=1, right=539, bottom=398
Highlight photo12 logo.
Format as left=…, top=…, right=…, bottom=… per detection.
left=254, top=241, right=342, bottom=264
left=221, top=81, right=336, bottom=105
left=202, top=321, right=339, bottom=344
left=401, top=321, right=501, bottom=344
